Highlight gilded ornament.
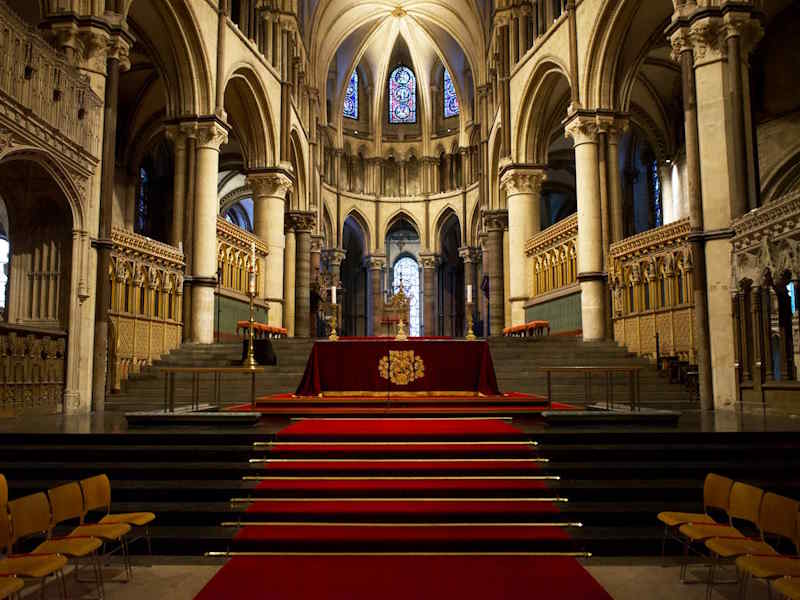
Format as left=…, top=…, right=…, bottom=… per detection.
left=378, top=351, right=425, bottom=386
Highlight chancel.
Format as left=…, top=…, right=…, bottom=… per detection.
left=0, top=0, right=799, bottom=599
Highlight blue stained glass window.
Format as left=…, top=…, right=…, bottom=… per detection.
left=343, top=70, right=358, bottom=120
left=389, top=65, right=416, bottom=124
left=393, top=257, right=421, bottom=337
left=443, top=68, right=459, bottom=118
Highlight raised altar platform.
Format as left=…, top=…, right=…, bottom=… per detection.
left=295, top=339, right=501, bottom=397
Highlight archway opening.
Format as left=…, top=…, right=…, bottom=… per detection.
left=386, top=216, right=422, bottom=333
left=393, top=256, right=421, bottom=337
left=437, top=212, right=464, bottom=336
left=341, top=216, right=367, bottom=336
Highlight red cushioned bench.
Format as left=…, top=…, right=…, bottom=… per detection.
left=502, top=321, right=550, bottom=338
left=236, top=321, right=288, bottom=338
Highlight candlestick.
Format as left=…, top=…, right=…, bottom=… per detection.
left=331, top=285, right=337, bottom=304
left=465, top=301, right=476, bottom=341
left=467, top=284, right=472, bottom=304
left=248, top=269, right=256, bottom=295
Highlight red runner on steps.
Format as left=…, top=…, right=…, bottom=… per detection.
left=253, top=477, right=551, bottom=494
left=195, top=555, right=612, bottom=600
left=275, top=418, right=525, bottom=440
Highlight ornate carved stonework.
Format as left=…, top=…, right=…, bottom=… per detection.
left=483, top=209, right=509, bottom=232
left=564, top=114, right=600, bottom=146
left=195, top=120, right=230, bottom=151
left=499, top=165, right=546, bottom=197
left=286, top=211, right=317, bottom=233
left=419, top=252, right=440, bottom=270
left=248, top=170, right=294, bottom=198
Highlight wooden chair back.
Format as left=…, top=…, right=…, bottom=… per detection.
left=7, top=492, right=52, bottom=546
left=0, top=496, right=11, bottom=554
left=728, top=482, right=765, bottom=526
left=79, top=475, right=111, bottom=514
left=758, top=493, right=799, bottom=544
left=47, top=482, right=87, bottom=526
left=704, top=473, right=735, bottom=514
left=0, top=474, right=7, bottom=508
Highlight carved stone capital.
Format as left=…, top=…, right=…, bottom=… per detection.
left=458, top=246, right=481, bottom=264
left=689, top=18, right=728, bottom=65
left=596, top=115, right=629, bottom=143
left=564, top=113, right=600, bottom=146
left=499, top=164, right=547, bottom=197
left=723, top=12, right=763, bottom=56
left=247, top=169, right=294, bottom=198
left=195, top=119, right=229, bottom=151
left=419, top=252, right=440, bottom=270
left=323, top=248, right=347, bottom=268
left=286, top=210, right=316, bottom=233
left=365, top=254, right=387, bottom=270
left=483, top=209, right=509, bottom=232
left=310, top=235, right=325, bottom=253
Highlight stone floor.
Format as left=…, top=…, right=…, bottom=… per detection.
left=20, top=557, right=778, bottom=600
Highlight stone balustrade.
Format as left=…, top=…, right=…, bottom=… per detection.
left=731, top=189, right=800, bottom=410
left=609, top=218, right=695, bottom=361
left=0, top=324, right=66, bottom=415
left=525, top=213, right=578, bottom=298
left=216, top=217, right=269, bottom=297
left=108, top=228, right=185, bottom=391
left=0, top=2, right=102, bottom=158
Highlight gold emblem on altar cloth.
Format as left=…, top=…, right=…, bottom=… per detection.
left=378, top=351, right=425, bottom=385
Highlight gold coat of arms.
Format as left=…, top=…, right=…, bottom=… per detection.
left=378, top=350, right=425, bottom=385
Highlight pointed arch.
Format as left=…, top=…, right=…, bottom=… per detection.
left=384, top=209, right=421, bottom=240
left=342, top=207, right=372, bottom=251
left=433, top=205, right=460, bottom=244
left=223, top=64, right=277, bottom=169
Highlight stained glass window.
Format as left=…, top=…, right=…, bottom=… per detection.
left=443, top=68, right=459, bottom=118
left=344, top=70, right=358, bottom=120
left=388, top=65, right=416, bottom=124
left=393, top=256, right=421, bottom=336
left=651, top=160, right=663, bottom=228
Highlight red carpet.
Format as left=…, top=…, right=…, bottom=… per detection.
left=195, top=555, right=613, bottom=600
left=195, top=417, right=611, bottom=599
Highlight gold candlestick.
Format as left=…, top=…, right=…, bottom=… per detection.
left=328, top=311, right=339, bottom=341
left=395, top=318, right=408, bottom=341
left=243, top=279, right=258, bottom=368
left=465, top=301, right=476, bottom=341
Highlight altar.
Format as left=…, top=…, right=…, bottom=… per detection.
left=295, top=339, right=501, bottom=397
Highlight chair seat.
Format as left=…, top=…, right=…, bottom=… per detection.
left=71, top=523, right=131, bottom=540
left=0, top=575, right=23, bottom=598
left=0, top=554, right=68, bottom=578
left=100, top=512, right=155, bottom=527
left=773, top=577, right=800, bottom=600
left=736, top=555, right=800, bottom=579
left=706, top=537, right=777, bottom=558
left=657, top=511, right=714, bottom=528
left=35, top=536, right=103, bottom=557
left=679, top=523, right=744, bottom=542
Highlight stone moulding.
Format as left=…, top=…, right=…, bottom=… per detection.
left=524, top=213, right=578, bottom=257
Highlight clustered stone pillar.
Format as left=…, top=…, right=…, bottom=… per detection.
left=483, top=210, right=508, bottom=336
left=248, top=171, right=293, bottom=327
left=289, top=211, right=316, bottom=338
left=500, top=165, right=546, bottom=326
left=310, top=235, right=323, bottom=337
left=190, top=120, right=229, bottom=344
left=326, top=248, right=347, bottom=326
left=668, top=9, right=762, bottom=409
left=566, top=114, right=606, bottom=342
left=459, top=246, right=480, bottom=336
left=283, top=224, right=296, bottom=337
left=367, top=255, right=386, bottom=336
left=420, top=253, right=438, bottom=336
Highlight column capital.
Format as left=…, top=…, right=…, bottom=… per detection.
left=194, top=118, right=230, bottom=151
left=722, top=11, right=763, bottom=55
left=310, top=234, right=325, bottom=253
left=458, top=246, right=481, bottom=264
left=564, top=112, right=600, bottom=146
left=247, top=168, right=294, bottom=198
left=419, top=252, right=440, bottom=270
left=364, top=254, right=387, bottom=270
left=286, top=211, right=316, bottom=233
left=668, top=7, right=763, bottom=64
left=483, top=209, right=509, bottom=232
left=323, top=247, right=347, bottom=268
left=499, top=164, right=547, bottom=196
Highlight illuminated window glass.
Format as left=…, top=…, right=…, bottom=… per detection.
left=389, top=66, right=416, bottom=124
left=443, top=68, right=459, bottom=118
left=344, top=70, right=358, bottom=120
left=392, top=256, right=420, bottom=336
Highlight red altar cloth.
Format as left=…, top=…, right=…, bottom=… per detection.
left=295, top=339, right=501, bottom=396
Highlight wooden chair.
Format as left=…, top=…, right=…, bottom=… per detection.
left=678, top=481, right=764, bottom=583
left=0, top=475, right=68, bottom=599
left=773, top=577, right=800, bottom=600
left=657, top=473, right=734, bottom=559
left=7, top=492, right=105, bottom=599
left=0, top=577, right=22, bottom=600
left=48, top=483, right=132, bottom=580
left=80, top=475, right=155, bottom=555
left=738, top=513, right=800, bottom=599
left=704, top=492, right=798, bottom=599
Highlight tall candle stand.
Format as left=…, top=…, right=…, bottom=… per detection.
left=243, top=266, right=258, bottom=367
left=328, top=310, right=339, bottom=341
left=465, top=301, right=476, bottom=341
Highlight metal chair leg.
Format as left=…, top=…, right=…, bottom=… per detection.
left=706, top=553, right=717, bottom=600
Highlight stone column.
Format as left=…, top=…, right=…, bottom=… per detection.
left=459, top=246, right=480, bottom=335
left=500, top=165, right=546, bottom=326
left=190, top=120, right=229, bottom=344
left=606, top=122, right=626, bottom=243
left=566, top=114, right=606, bottom=341
left=478, top=233, right=489, bottom=332
left=326, top=248, right=347, bottom=326
left=310, top=235, right=323, bottom=337
left=288, top=211, right=316, bottom=338
left=248, top=170, right=293, bottom=327
left=166, top=126, right=188, bottom=247
left=420, top=253, right=438, bottom=336
left=366, top=254, right=386, bottom=336
left=668, top=11, right=762, bottom=409
left=483, top=210, right=508, bottom=336
left=283, top=226, right=296, bottom=337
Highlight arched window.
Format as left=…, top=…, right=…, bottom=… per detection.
left=393, top=256, right=421, bottom=336
left=344, top=70, right=358, bottom=120
left=388, top=65, right=417, bottom=124
left=443, top=68, right=459, bottom=118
